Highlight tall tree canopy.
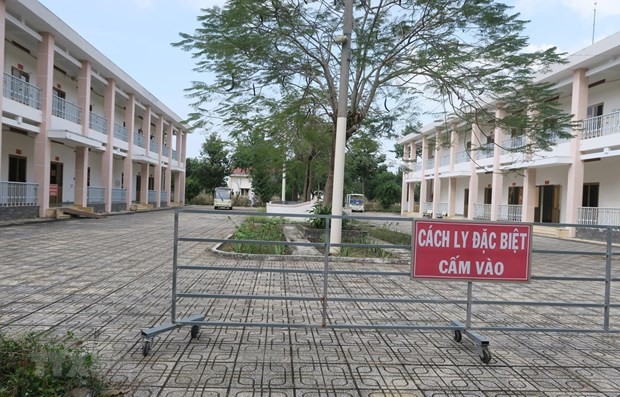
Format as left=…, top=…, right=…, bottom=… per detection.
left=174, top=0, right=572, bottom=203
left=185, top=132, right=231, bottom=201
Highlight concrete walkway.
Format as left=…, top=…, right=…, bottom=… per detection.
left=1, top=210, right=619, bottom=396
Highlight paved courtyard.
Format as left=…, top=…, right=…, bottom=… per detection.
left=1, top=209, right=619, bottom=396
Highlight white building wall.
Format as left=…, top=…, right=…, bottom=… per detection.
left=88, top=151, right=103, bottom=188
left=588, top=79, right=620, bottom=112
left=52, top=70, right=77, bottom=102
left=1, top=133, right=35, bottom=181
left=455, top=177, right=468, bottom=216
left=584, top=157, right=620, bottom=207
left=113, top=158, right=124, bottom=188
left=4, top=44, right=38, bottom=83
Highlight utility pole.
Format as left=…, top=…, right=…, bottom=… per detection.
left=592, top=1, right=597, bottom=45
left=329, top=0, right=353, bottom=253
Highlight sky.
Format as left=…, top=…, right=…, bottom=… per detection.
left=38, top=0, right=620, bottom=163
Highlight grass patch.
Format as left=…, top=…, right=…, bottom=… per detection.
left=0, top=331, right=108, bottom=397
left=365, top=223, right=412, bottom=247
left=221, top=216, right=291, bottom=255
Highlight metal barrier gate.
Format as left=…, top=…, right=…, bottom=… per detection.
left=142, top=208, right=620, bottom=363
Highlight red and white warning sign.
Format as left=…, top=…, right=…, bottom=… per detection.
left=412, top=220, right=532, bottom=282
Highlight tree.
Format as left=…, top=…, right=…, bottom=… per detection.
left=184, top=132, right=231, bottom=201
left=174, top=0, right=572, bottom=204
left=345, top=133, right=386, bottom=195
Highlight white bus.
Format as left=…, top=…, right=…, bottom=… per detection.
left=345, top=193, right=365, bottom=212
left=214, top=187, right=233, bottom=210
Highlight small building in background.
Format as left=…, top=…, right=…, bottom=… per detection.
left=227, top=168, right=252, bottom=197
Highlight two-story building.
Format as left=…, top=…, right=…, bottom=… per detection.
left=0, top=0, right=188, bottom=221
left=400, top=31, right=620, bottom=232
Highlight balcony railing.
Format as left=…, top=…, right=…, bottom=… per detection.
left=150, top=141, right=160, bottom=154
left=473, top=203, right=491, bottom=220
left=113, top=123, right=129, bottom=142
left=160, top=191, right=168, bottom=202
left=582, top=111, right=620, bottom=140
left=0, top=181, right=38, bottom=206
left=89, top=112, right=107, bottom=134
left=498, top=204, right=522, bottom=222
left=162, top=146, right=170, bottom=157
left=112, top=188, right=126, bottom=203
left=3, top=73, right=41, bottom=109
left=148, top=190, right=157, bottom=203
left=501, top=136, right=525, bottom=154
left=477, top=143, right=494, bottom=159
left=52, top=95, right=81, bottom=124
left=578, top=207, right=620, bottom=226
left=134, top=132, right=145, bottom=148
left=421, top=202, right=433, bottom=213
left=439, top=154, right=450, bottom=167
left=87, top=186, right=105, bottom=204
left=455, top=150, right=470, bottom=164
left=172, top=150, right=178, bottom=161
left=435, top=202, right=448, bottom=216
left=412, top=162, right=422, bottom=172
left=425, top=158, right=435, bottom=169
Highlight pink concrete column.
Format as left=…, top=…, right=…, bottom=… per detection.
left=407, top=142, right=416, bottom=213
left=408, top=183, right=416, bottom=213
left=419, top=136, right=428, bottom=217
left=447, top=177, right=456, bottom=217
left=400, top=179, right=407, bottom=215
left=467, top=123, right=482, bottom=219
left=181, top=132, right=187, bottom=164
left=102, top=79, right=115, bottom=212
left=176, top=129, right=182, bottom=167
left=165, top=123, right=173, bottom=206
left=140, top=163, right=149, bottom=204
left=154, top=115, right=163, bottom=208
left=566, top=69, right=588, bottom=230
left=449, top=124, right=457, bottom=172
left=74, top=147, right=88, bottom=207
left=143, top=106, right=151, bottom=157
left=35, top=33, right=54, bottom=217
left=490, top=105, right=506, bottom=221
left=432, top=129, right=441, bottom=217
left=521, top=168, right=537, bottom=222
left=77, top=61, right=91, bottom=135
left=124, top=94, right=135, bottom=209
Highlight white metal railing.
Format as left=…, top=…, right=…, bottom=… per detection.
left=582, top=111, right=620, bottom=140
left=148, top=190, right=156, bottom=203
left=456, top=150, right=470, bottom=164
left=501, top=135, right=525, bottom=154
left=162, top=146, right=170, bottom=157
left=3, top=73, right=41, bottom=109
left=160, top=191, right=168, bottom=202
left=578, top=207, right=620, bottom=226
left=425, top=158, right=435, bottom=169
left=87, top=186, right=105, bottom=204
left=172, top=150, right=178, bottom=161
left=89, top=112, right=107, bottom=134
left=439, top=154, right=450, bottom=167
left=114, top=123, right=129, bottom=142
left=413, top=162, right=422, bottom=172
left=422, top=202, right=433, bottom=213
left=477, top=143, right=494, bottom=159
left=473, top=203, right=491, bottom=220
left=435, top=202, right=448, bottom=216
left=150, top=141, right=160, bottom=153
left=52, top=95, right=82, bottom=124
left=112, top=188, right=126, bottom=203
left=134, top=132, right=145, bottom=148
left=498, top=204, right=522, bottom=222
left=0, top=181, right=38, bottom=206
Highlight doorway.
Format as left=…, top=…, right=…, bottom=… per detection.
left=136, top=175, right=141, bottom=202
left=463, top=188, right=469, bottom=218
left=49, top=162, right=63, bottom=207
left=535, top=185, right=560, bottom=223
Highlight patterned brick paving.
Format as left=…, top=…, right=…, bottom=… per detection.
left=1, top=209, right=619, bottom=396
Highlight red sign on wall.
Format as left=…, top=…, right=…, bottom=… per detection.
left=412, top=220, right=531, bottom=282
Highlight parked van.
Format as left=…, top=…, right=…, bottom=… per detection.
left=345, top=193, right=365, bottom=212
left=214, top=187, right=233, bottom=210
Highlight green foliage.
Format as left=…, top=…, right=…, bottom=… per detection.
left=374, top=178, right=402, bottom=209
left=185, top=133, right=231, bottom=201
left=225, top=217, right=289, bottom=255
left=0, top=331, right=107, bottom=397
left=189, top=192, right=214, bottom=205
left=366, top=223, right=412, bottom=246
left=308, top=202, right=332, bottom=229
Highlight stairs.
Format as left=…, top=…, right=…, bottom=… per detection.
left=130, top=203, right=153, bottom=212
left=532, top=225, right=570, bottom=238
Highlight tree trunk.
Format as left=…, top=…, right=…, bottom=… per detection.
left=323, top=128, right=337, bottom=204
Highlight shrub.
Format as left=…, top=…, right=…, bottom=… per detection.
left=0, top=331, right=107, bottom=397
left=189, top=191, right=214, bottom=206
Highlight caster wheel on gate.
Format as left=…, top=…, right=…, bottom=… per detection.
left=142, top=340, right=151, bottom=357
left=480, top=348, right=491, bottom=364
left=190, top=325, right=200, bottom=339
left=453, top=330, right=462, bottom=343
